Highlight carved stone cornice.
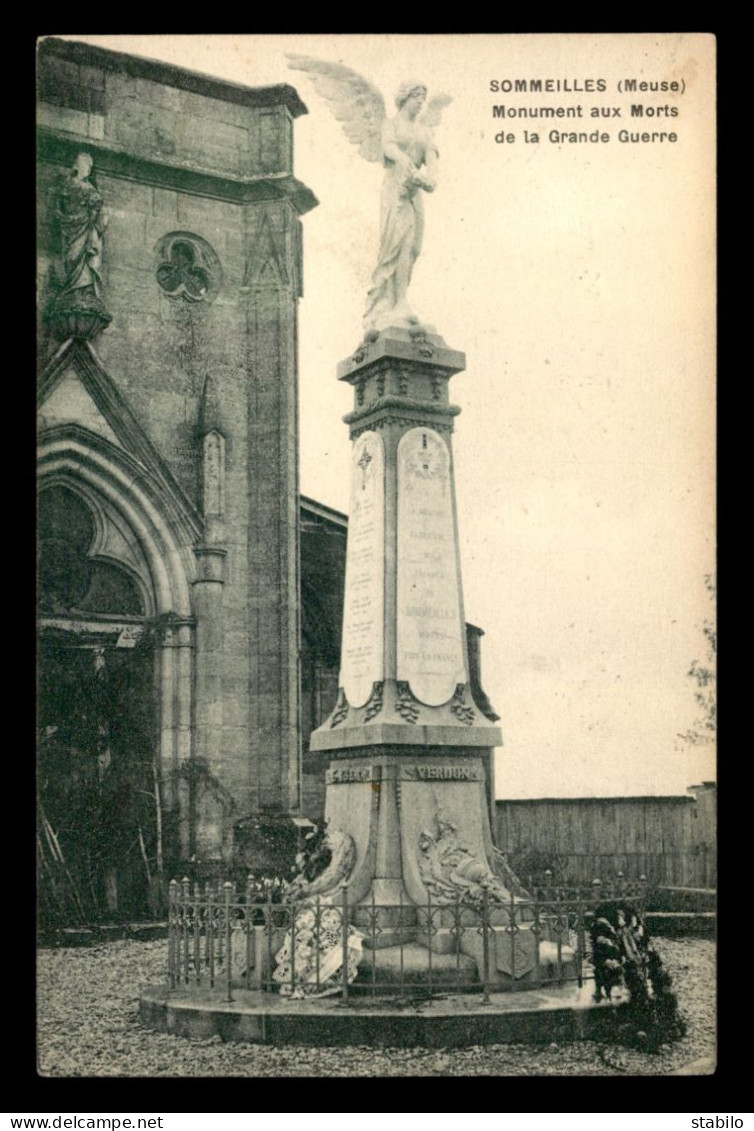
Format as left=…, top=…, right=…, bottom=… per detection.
left=350, top=416, right=455, bottom=440
left=37, top=128, right=318, bottom=216
left=39, top=38, right=309, bottom=118
left=338, top=328, right=466, bottom=383
left=343, top=395, right=461, bottom=427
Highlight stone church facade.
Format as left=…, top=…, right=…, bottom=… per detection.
left=37, top=38, right=495, bottom=921
left=36, top=38, right=348, bottom=918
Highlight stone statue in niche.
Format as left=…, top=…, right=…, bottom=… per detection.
left=287, top=56, right=451, bottom=336
left=56, top=153, right=106, bottom=298
left=46, top=153, right=111, bottom=340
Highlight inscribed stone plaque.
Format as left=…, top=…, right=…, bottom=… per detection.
left=399, top=765, right=482, bottom=781
left=326, top=765, right=381, bottom=784
left=396, top=427, right=467, bottom=705
left=340, top=430, right=385, bottom=707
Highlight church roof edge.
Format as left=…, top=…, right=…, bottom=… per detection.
left=300, top=495, right=348, bottom=528
left=38, top=37, right=309, bottom=118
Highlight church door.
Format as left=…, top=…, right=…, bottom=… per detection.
left=38, top=485, right=162, bottom=927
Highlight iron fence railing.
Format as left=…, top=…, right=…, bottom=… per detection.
left=166, top=871, right=649, bottom=1002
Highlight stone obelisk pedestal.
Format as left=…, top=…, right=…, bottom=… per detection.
left=308, top=327, right=537, bottom=983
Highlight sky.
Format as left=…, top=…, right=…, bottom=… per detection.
left=59, top=34, right=716, bottom=798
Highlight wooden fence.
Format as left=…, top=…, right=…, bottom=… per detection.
left=495, top=784, right=716, bottom=888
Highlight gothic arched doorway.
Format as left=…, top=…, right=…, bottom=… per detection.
left=37, top=483, right=168, bottom=926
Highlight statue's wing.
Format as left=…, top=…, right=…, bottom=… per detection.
left=286, top=55, right=386, bottom=162
left=421, top=93, right=453, bottom=130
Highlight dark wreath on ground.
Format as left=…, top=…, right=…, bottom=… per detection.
left=590, top=899, right=687, bottom=1051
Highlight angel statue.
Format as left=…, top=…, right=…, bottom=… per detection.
left=287, top=56, right=451, bottom=335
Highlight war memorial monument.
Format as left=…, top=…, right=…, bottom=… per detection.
left=35, top=37, right=680, bottom=1047
left=136, top=57, right=660, bottom=1046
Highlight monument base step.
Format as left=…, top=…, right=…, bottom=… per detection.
left=355, top=942, right=478, bottom=992
left=139, top=979, right=630, bottom=1046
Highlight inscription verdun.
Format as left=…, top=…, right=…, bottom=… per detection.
left=401, top=764, right=481, bottom=781
left=396, top=427, right=467, bottom=705
left=339, top=430, right=385, bottom=706
left=325, top=765, right=480, bottom=784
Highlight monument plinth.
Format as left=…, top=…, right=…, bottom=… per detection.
left=308, top=327, right=517, bottom=970
left=312, top=327, right=501, bottom=753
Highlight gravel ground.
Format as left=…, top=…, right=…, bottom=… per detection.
left=37, top=936, right=715, bottom=1077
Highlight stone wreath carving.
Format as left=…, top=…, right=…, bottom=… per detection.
left=418, top=810, right=514, bottom=906
left=363, top=681, right=384, bottom=721
left=395, top=681, right=419, bottom=723
left=330, top=689, right=349, bottom=728
left=449, top=684, right=475, bottom=726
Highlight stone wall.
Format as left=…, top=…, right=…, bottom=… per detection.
left=37, top=38, right=317, bottom=872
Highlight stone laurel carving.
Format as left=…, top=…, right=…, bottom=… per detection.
left=430, top=375, right=443, bottom=401
left=155, top=232, right=222, bottom=302
left=376, top=375, right=386, bottom=397
left=363, top=681, right=384, bottom=721
left=397, top=369, right=410, bottom=396
left=395, top=681, right=419, bottom=724
left=45, top=153, right=111, bottom=341
left=285, top=829, right=357, bottom=900
left=287, top=57, right=452, bottom=335
left=356, top=378, right=366, bottom=406
left=418, top=810, right=515, bottom=906
left=330, top=689, right=350, bottom=728
left=449, top=684, right=475, bottom=726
